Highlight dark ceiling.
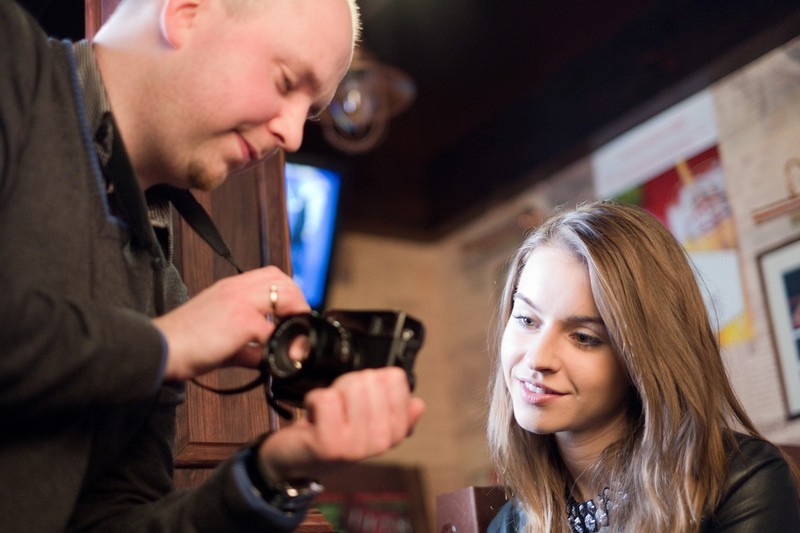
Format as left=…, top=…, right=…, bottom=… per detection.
left=22, top=0, right=800, bottom=241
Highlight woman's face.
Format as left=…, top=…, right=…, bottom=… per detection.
left=501, top=245, right=631, bottom=449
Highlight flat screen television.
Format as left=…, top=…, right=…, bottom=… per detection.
left=284, top=159, right=342, bottom=310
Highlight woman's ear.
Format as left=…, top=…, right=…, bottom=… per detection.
left=159, top=0, right=201, bottom=49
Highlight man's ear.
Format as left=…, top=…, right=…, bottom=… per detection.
left=159, top=0, right=201, bottom=49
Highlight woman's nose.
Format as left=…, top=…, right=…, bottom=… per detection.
left=523, top=328, right=560, bottom=372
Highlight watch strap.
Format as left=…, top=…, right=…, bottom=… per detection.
left=244, top=433, right=324, bottom=515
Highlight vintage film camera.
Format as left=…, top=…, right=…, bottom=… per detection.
left=264, top=309, right=424, bottom=407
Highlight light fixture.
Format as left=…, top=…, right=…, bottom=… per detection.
left=320, top=47, right=416, bottom=154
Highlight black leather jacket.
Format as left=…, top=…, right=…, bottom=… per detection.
left=488, top=434, right=800, bottom=532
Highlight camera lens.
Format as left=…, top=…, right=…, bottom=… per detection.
left=266, top=314, right=316, bottom=378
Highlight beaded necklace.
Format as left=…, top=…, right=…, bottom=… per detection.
left=566, top=487, right=612, bottom=533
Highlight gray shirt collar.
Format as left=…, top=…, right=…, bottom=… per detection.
left=72, top=40, right=114, bottom=167
left=71, top=40, right=172, bottom=238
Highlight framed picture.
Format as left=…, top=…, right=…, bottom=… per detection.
left=759, top=237, right=800, bottom=417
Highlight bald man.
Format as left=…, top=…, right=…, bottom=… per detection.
left=0, top=1, right=424, bottom=530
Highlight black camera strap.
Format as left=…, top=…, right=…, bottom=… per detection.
left=153, top=185, right=245, bottom=275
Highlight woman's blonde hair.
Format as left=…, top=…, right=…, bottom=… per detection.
left=487, top=201, right=761, bottom=532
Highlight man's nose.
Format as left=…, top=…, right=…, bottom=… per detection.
left=270, top=103, right=307, bottom=153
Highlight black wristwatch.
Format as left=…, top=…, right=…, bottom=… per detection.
left=262, top=477, right=325, bottom=514
left=245, top=439, right=324, bottom=514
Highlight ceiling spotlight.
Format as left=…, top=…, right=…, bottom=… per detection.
left=320, top=47, right=416, bottom=154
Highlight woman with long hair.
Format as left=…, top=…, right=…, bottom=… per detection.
left=487, top=201, right=800, bottom=532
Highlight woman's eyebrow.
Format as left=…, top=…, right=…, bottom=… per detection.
left=512, top=292, right=535, bottom=308
left=513, top=292, right=604, bottom=326
left=564, top=315, right=605, bottom=327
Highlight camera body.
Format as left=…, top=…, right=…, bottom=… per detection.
left=264, top=309, right=424, bottom=406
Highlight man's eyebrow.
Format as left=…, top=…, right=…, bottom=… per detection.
left=299, top=70, right=322, bottom=93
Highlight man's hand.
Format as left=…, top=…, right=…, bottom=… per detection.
left=153, top=266, right=310, bottom=381
left=257, top=367, right=426, bottom=482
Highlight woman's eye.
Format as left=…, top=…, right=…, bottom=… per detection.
left=574, top=331, right=601, bottom=347
left=512, top=314, right=536, bottom=328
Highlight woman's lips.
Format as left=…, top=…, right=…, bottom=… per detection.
left=517, top=379, right=565, bottom=405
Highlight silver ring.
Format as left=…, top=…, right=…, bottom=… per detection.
left=269, top=284, right=279, bottom=309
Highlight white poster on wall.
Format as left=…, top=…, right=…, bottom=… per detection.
left=590, top=89, right=753, bottom=346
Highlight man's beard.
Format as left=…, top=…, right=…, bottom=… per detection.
left=186, top=159, right=222, bottom=192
